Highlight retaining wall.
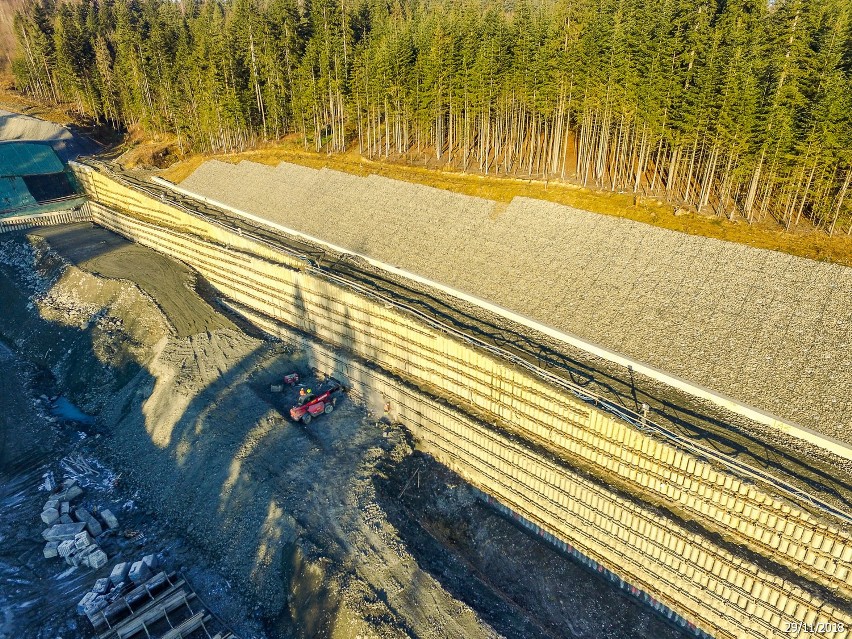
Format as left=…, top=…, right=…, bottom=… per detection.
left=74, top=165, right=852, bottom=639
left=0, top=207, right=91, bottom=233
left=177, top=160, right=852, bottom=440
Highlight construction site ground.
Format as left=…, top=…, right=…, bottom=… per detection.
left=105, top=164, right=852, bottom=525
left=0, top=224, right=688, bottom=639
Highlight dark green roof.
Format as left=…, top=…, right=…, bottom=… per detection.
left=0, top=176, right=37, bottom=210
left=0, top=141, right=64, bottom=176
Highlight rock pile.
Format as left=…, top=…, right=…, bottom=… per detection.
left=76, top=553, right=160, bottom=619
left=40, top=477, right=118, bottom=571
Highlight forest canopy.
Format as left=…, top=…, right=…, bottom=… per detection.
left=11, top=0, right=852, bottom=233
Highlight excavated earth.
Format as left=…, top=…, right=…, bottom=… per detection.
left=0, top=224, right=689, bottom=639
left=179, top=160, right=852, bottom=440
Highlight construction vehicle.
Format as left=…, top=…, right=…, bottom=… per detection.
left=289, top=380, right=345, bottom=425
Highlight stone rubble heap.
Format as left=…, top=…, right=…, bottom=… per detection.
left=76, top=553, right=160, bottom=619
left=40, top=477, right=118, bottom=571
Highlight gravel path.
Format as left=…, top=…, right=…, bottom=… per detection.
left=181, top=160, right=852, bottom=440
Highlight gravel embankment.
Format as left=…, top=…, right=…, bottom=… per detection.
left=181, top=160, right=852, bottom=439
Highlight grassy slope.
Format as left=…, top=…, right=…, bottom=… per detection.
left=161, top=142, right=852, bottom=268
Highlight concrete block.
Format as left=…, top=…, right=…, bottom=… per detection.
left=109, top=561, right=131, bottom=586
left=67, top=548, right=84, bottom=567
left=76, top=591, right=97, bottom=615
left=83, top=595, right=107, bottom=617
left=62, top=478, right=78, bottom=490
left=74, top=507, right=103, bottom=537
left=44, top=498, right=60, bottom=512
left=74, top=531, right=93, bottom=549
left=59, top=514, right=73, bottom=524
left=93, top=577, right=111, bottom=595
left=42, top=521, right=86, bottom=542
left=60, top=501, right=70, bottom=515
left=86, top=549, right=108, bottom=570
left=99, top=509, right=119, bottom=530
left=43, top=541, right=61, bottom=559
left=141, top=554, right=159, bottom=570
left=58, top=539, right=76, bottom=558
left=41, top=508, right=60, bottom=526
left=57, top=485, right=83, bottom=502
left=128, top=560, right=151, bottom=584
left=42, top=472, right=56, bottom=493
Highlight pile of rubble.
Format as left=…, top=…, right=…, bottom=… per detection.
left=40, top=473, right=118, bottom=571
left=76, top=553, right=160, bottom=619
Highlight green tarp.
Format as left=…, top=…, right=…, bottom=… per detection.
left=0, top=141, right=64, bottom=176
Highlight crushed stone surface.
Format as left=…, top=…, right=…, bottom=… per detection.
left=181, top=160, right=852, bottom=439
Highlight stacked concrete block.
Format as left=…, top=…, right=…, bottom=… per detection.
left=92, top=577, right=111, bottom=594
left=78, top=165, right=852, bottom=639
left=77, top=591, right=98, bottom=615
left=57, top=539, right=76, bottom=559
left=74, top=530, right=93, bottom=549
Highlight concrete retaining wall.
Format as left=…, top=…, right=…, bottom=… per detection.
left=74, top=164, right=852, bottom=639
left=177, top=160, right=852, bottom=441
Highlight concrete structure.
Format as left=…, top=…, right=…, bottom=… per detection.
left=43, top=522, right=86, bottom=542
left=177, top=160, right=852, bottom=441
left=70, top=163, right=852, bottom=639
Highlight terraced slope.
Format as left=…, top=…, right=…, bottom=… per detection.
left=180, top=160, right=852, bottom=439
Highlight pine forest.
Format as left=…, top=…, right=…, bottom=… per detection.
left=11, top=0, right=852, bottom=233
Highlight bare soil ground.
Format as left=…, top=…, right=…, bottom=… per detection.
left=0, top=225, right=689, bottom=638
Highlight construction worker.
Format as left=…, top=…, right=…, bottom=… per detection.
left=298, top=388, right=313, bottom=405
